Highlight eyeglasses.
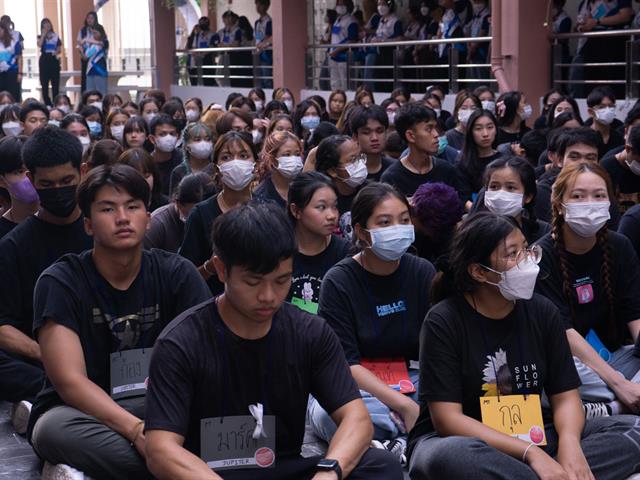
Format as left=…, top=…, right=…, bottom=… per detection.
left=505, top=244, right=542, bottom=267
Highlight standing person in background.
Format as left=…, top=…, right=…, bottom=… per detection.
left=368, top=0, right=403, bottom=92
left=37, top=19, right=61, bottom=108
left=77, top=12, right=108, bottom=94
left=464, top=0, right=491, bottom=83
left=81, top=25, right=108, bottom=96
left=255, top=0, right=273, bottom=88
left=235, top=16, right=254, bottom=89
left=217, top=10, right=241, bottom=87
left=330, top=0, right=359, bottom=91
left=0, top=19, right=22, bottom=103
left=186, top=17, right=219, bottom=87
left=0, top=16, right=23, bottom=102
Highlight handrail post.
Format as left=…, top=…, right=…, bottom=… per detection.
left=223, top=52, right=230, bottom=86
left=252, top=50, right=260, bottom=88
left=449, top=47, right=459, bottom=93
left=346, top=48, right=352, bottom=91
left=625, top=38, right=636, bottom=100
left=196, top=54, right=203, bottom=86
left=393, top=45, right=400, bottom=88
left=551, top=42, right=562, bottom=92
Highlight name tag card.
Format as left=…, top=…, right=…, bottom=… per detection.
left=480, top=394, right=547, bottom=445
left=110, top=348, right=151, bottom=400
left=201, top=416, right=276, bottom=470
left=361, top=358, right=416, bottom=394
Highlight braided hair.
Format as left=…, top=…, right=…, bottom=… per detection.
left=550, top=162, right=616, bottom=340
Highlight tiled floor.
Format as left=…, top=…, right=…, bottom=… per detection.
left=0, top=402, right=40, bottom=479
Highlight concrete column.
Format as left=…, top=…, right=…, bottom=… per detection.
left=499, top=0, right=551, bottom=115
left=271, top=0, right=308, bottom=100
left=150, top=0, right=176, bottom=94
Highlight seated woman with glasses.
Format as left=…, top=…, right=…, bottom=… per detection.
left=315, top=134, right=369, bottom=240
left=407, top=211, right=640, bottom=480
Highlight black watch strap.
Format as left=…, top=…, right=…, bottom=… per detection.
left=317, top=458, right=342, bottom=480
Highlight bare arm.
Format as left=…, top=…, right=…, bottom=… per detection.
left=322, top=398, right=373, bottom=479
left=0, top=325, right=40, bottom=360
left=146, top=430, right=222, bottom=480
left=38, top=320, right=146, bottom=454
left=351, top=364, right=418, bottom=430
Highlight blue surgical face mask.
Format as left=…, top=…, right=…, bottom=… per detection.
left=366, top=224, right=415, bottom=261
left=437, top=136, right=448, bottom=155
left=87, top=121, right=102, bottom=136
left=301, top=115, right=320, bottom=131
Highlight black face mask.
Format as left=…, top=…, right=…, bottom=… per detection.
left=199, top=22, right=209, bottom=31
left=36, top=185, right=78, bottom=218
left=174, top=118, right=187, bottom=132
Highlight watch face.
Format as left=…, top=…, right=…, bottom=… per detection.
left=318, top=459, right=338, bottom=469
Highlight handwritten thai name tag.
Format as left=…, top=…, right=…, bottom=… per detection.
left=361, top=358, right=416, bottom=394
left=110, top=348, right=151, bottom=400
left=201, top=416, right=276, bottom=470
left=480, top=394, right=547, bottom=445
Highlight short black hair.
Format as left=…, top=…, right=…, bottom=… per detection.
left=287, top=171, right=337, bottom=223
left=316, top=134, right=352, bottom=174
left=225, top=92, right=244, bottom=111
left=212, top=201, right=297, bottom=274
left=87, top=139, right=123, bottom=169
left=149, top=113, right=176, bottom=135
left=351, top=182, right=409, bottom=231
left=77, top=163, right=150, bottom=219
left=394, top=102, right=436, bottom=142
left=586, top=86, right=616, bottom=108
left=628, top=124, right=640, bottom=154
left=23, top=126, right=82, bottom=176
left=557, top=127, right=601, bottom=159
left=175, top=172, right=216, bottom=204
left=520, top=129, right=548, bottom=165
left=19, top=101, right=49, bottom=123
left=0, top=135, right=27, bottom=174
left=350, top=105, right=389, bottom=134
left=625, top=106, right=640, bottom=128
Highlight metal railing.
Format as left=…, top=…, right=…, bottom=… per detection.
left=550, top=29, right=640, bottom=99
left=306, top=36, right=493, bottom=92
left=174, top=46, right=273, bottom=88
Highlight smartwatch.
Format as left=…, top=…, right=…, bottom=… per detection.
left=317, top=458, right=342, bottom=479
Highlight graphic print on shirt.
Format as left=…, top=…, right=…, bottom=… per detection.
left=92, top=305, right=161, bottom=350
left=573, top=276, right=594, bottom=305
left=290, top=274, right=322, bottom=314
left=482, top=348, right=540, bottom=396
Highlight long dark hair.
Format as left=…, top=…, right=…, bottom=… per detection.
left=431, top=212, right=520, bottom=304
left=496, top=91, right=524, bottom=128
left=287, top=171, right=338, bottom=224
left=0, top=19, right=12, bottom=48
left=460, top=109, right=498, bottom=193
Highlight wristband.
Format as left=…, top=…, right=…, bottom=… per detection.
left=522, top=443, right=535, bottom=463
left=128, top=420, right=145, bottom=445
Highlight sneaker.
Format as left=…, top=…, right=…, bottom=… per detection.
left=10, top=400, right=31, bottom=435
left=384, top=437, right=408, bottom=466
left=41, top=462, right=88, bottom=480
left=583, top=402, right=610, bottom=419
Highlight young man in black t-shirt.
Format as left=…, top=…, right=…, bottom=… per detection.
left=28, top=164, right=210, bottom=480
left=380, top=103, right=462, bottom=198
left=0, top=127, right=92, bottom=435
left=350, top=105, right=396, bottom=182
left=144, top=202, right=402, bottom=480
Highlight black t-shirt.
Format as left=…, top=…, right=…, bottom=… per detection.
left=408, top=294, right=580, bottom=453
left=318, top=254, right=435, bottom=365
left=287, top=235, right=350, bottom=314
left=144, top=203, right=184, bottom=253
left=366, top=156, right=396, bottom=183
left=0, top=215, right=93, bottom=337
left=600, top=147, right=640, bottom=213
left=254, top=176, right=287, bottom=209
left=456, top=151, right=503, bottom=202
left=380, top=157, right=463, bottom=198
left=619, top=203, right=640, bottom=261
left=0, top=215, right=17, bottom=240
left=144, top=299, right=360, bottom=458
left=31, top=249, right=210, bottom=419
left=154, top=149, right=183, bottom=196
left=596, top=128, right=625, bottom=161
left=535, top=231, right=640, bottom=350
left=496, top=126, right=531, bottom=146
left=179, top=195, right=224, bottom=294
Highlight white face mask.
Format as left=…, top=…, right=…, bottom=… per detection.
left=254, top=100, right=264, bottom=112
left=626, top=159, right=640, bottom=176
left=520, top=104, right=533, bottom=121
left=336, top=5, right=348, bottom=16
left=79, top=135, right=91, bottom=155
left=378, top=4, right=390, bottom=16
left=2, top=121, right=22, bottom=136
left=276, top=155, right=304, bottom=178
left=252, top=129, right=263, bottom=145
left=48, top=119, right=60, bottom=128
left=189, top=140, right=213, bottom=160
left=89, top=101, right=103, bottom=111
left=219, top=159, right=255, bottom=191
left=483, top=256, right=540, bottom=301
left=481, top=100, right=496, bottom=114
left=433, top=108, right=441, bottom=117
left=342, top=159, right=368, bottom=188
left=420, top=6, right=430, bottom=16
left=185, top=109, right=200, bottom=122
left=143, top=112, right=158, bottom=125
left=595, top=106, right=616, bottom=126
left=387, top=112, right=396, bottom=126
left=284, top=100, right=293, bottom=112
left=458, top=109, right=473, bottom=126
left=57, top=104, right=71, bottom=114
left=562, top=201, right=610, bottom=237
left=156, top=134, right=178, bottom=153
left=366, top=224, right=415, bottom=261
left=472, top=2, right=487, bottom=14
left=110, top=125, right=124, bottom=142
left=484, top=190, right=524, bottom=217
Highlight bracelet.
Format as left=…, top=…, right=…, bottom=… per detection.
left=203, top=259, right=216, bottom=276
left=128, top=420, right=145, bottom=445
left=522, top=443, right=535, bottom=463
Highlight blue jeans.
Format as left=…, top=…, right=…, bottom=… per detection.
left=307, top=369, right=419, bottom=442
